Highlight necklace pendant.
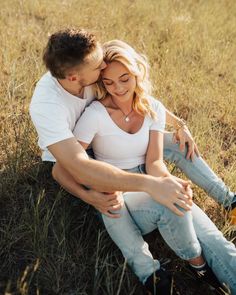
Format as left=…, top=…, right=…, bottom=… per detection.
left=125, top=116, right=130, bottom=122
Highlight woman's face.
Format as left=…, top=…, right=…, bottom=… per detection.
left=101, top=61, right=136, bottom=102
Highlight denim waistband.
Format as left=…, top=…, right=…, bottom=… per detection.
left=124, top=164, right=146, bottom=174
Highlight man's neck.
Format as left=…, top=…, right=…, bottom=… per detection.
left=57, top=78, right=84, bottom=97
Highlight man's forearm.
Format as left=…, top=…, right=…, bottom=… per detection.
left=64, top=155, right=156, bottom=194
left=49, top=138, right=155, bottom=194
left=52, top=162, right=90, bottom=201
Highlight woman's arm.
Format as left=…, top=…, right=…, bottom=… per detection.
left=165, top=109, right=200, bottom=160
left=146, top=130, right=193, bottom=208
left=146, top=130, right=171, bottom=178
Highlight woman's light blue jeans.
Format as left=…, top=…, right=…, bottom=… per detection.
left=101, top=133, right=236, bottom=293
left=162, top=132, right=235, bottom=207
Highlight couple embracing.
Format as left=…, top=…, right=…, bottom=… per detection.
left=30, top=28, right=236, bottom=294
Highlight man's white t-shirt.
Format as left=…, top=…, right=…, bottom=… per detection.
left=73, top=97, right=166, bottom=169
left=29, top=72, right=95, bottom=162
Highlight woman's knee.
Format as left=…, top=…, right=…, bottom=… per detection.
left=161, top=205, right=192, bottom=225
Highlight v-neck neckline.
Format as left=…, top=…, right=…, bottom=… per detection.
left=96, top=101, right=146, bottom=135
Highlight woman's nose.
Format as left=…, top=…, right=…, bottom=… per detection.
left=115, top=83, right=124, bottom=92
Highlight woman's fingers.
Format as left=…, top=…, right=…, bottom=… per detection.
left=172, top=132, right=178, bottom=144
left=194, top=144, right=200, bottom=157
left=179, top=136, right=186, bottom=152
left=186, top=142, right=194, bottom=160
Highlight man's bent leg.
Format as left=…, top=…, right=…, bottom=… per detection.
left=163, top=132, right=235, bottom=207
left=102, top=201, right=160, bottom=284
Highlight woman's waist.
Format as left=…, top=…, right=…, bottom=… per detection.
left=123, top=164, right=146, bottom=174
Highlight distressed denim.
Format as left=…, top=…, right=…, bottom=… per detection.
left=102, top=163, right=236, bottom=293
left=100, top=132, right=236, bottom=293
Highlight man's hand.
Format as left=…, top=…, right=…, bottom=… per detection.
left=148, top=176, right=193, bottom=216
left=173, top=126, right=200, bottom=161
left=85, top=190, right=124, bottom=218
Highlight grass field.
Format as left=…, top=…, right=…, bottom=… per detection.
left=0, top=0, right=236, bottom=294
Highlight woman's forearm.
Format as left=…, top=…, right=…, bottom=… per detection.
left=146, top=160, right=171, bottom=178
left=165, top=109, right=186, bottom=129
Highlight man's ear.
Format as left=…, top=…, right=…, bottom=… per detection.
left=67, top=74, right=77, bottom=82
left=66, top=70, right=80, bottom=82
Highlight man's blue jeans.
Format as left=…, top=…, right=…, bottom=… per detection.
left=101, top=133, right=236, bottom=293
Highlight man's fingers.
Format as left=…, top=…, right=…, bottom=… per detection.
left=175, top=178, right=190, bottom=187
left=168, top=204, right=184, bottom=216
left=109, top=203, right=122, bottom=211
left=177, top=193, right=193, bottom=206
left=175, top=199, right=191, bottom=211
left=108, top=199, right=121, bottom=206
left=104, top=212, right=121, bottom=218
left=105, top=193, right=120, bottom=202
left=180, top=186, right=193, bottom=199
left=101, top=210, right=121, bottom=218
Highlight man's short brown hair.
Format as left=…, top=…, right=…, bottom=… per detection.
left=43, top=28, right=98, bottom=79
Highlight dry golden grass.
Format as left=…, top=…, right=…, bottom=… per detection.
left=0, top=0, right=235, bottom=294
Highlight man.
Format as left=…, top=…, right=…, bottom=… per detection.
left=30, top=28, right=235, bottom=220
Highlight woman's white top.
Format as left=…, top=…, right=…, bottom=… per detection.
left=73, top=96, right=166, bottom=169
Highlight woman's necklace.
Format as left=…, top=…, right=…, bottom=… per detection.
left=110, top=96, right=133, bottom=122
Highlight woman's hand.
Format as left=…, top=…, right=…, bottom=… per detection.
left=86, top=190, right=124, bottom=218
left=173, top=126, right=200, bottom=161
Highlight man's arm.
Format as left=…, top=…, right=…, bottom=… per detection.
left=52, top=162, right=124, bottom=218
left=165, top=109, right=200, bottom=160
left=48, top=137, right=192, bottom=216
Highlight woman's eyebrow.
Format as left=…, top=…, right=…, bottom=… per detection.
left=102, top=73, right=129, bottom=80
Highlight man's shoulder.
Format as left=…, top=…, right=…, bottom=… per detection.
left=35, top=71, right=56, bottom=89
left=31, top=72, right=61, bottom=104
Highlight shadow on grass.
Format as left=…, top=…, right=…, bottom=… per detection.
left=0, top=159, right=220, bottom=295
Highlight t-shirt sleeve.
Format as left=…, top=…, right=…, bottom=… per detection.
left=150, top=99, right=166, bottom=132
left=73, top=105, right=99, bottom=144
left=29, top=102, right=74, bottom=149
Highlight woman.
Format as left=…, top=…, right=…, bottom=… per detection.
left=73, top=40, right=236, bottom=294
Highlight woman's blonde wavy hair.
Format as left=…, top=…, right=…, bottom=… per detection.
left=94, top=40, right=156, bottom=119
